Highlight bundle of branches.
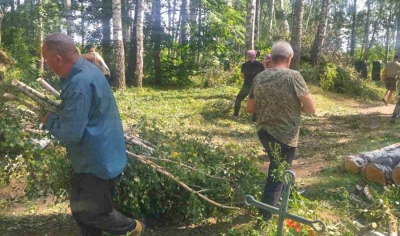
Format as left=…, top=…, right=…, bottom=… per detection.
left=4, top=78, right=242, bottom=213
left=344, top=143, right=400, bottom=185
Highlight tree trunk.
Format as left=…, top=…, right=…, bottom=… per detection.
left=127, top=0, right=138, bottom=85
left=310, top=0, right=330, bottom=66
left=290, top=0, right=303, bottom=71
left=101, top=0, right=112, bottom=67
left=0, top=8, right=3, bottom=45
left=305, top=0, right=313, bottom=32
left=64, top=0, right=74, bottom=41
left=81, top=1, right=85, bottom=51
left=245, top=0, right=256, bottom=52
left=152, top=0, right=162, bottom=85
left=113, top=0, right=126, bottom=89
left=396, top=7, right=400, bottom=57
left=254, top=0, right=261, bottom=45
left=362, top=0, right=372, bottom=61
left=180, top=0, right=190, bottom=45
left=384, top=7, right=393, bottom=64
left=344, top=143, right=400, bottom=185
left=278, top=0, right=289, bottom=35
left=269, top=0, right=275, bottom=40
left=122, top=0, right=131, bottom=43
left=349, top=0, right=356, bottom=59
left=167, top=0, right=172, bottom=56
left=134, top=0, right=144, bottom=87
left=365, top=155, right=400, bottom=185
left=39, top=2, right=44, bottom=74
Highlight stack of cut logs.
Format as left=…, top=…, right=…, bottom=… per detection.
left=345, top=143, right=400, bottom=185
left=2, top=78, right=239, bottom=210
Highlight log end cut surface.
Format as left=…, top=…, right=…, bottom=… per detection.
left=345, top=159, right=363, bottom=173
left=392, top=166, right=400, bottom=185
left=365, top=164, right=386, bottom=185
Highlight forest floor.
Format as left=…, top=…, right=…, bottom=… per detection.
left=1, top=85, right=400, bottom=236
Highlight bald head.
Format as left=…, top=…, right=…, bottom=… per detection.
left=43, top=33, right=77, bottom=57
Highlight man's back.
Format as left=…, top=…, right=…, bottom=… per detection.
left=386, top=60, right=400, bottom=78
left=241, top=60, right=264, bottom=86
left=45, top=58, right=126, bottom=180
left=250, top=68, right=310, bottom=147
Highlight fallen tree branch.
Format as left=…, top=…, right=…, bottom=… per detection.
left=126, top=150, right=241, bottom=210
left=142, top=155, right=229, bottom=181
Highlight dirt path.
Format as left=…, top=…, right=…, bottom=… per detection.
left=265, top=101, right=396, bottom=179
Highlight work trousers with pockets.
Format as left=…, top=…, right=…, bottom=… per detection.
left=257, top=129, right=296, bottom=221
left=71, top=173, right=136, bottom=236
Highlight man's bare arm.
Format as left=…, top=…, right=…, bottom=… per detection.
left=247, top=98, right=256, bottom=113
left=299, top=94, right=316, bottom=114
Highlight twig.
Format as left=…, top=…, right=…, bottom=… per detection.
left=126, top=150, right=241, bottom=210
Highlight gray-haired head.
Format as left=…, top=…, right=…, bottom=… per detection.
left=43, top=33, right=77, bottom=56
left=270, top=41, right=294, bottom=62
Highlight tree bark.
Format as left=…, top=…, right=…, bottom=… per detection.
left=290, top=0, right=303, bottom=71
left=384, top=7, right=393, bottom=64
left=39, top=2, right=44, bottom=74
left=134, top=0, right=144, bottom=87
left=349, top=0, right=356, bottom=59
left=101, top=0, right=112, bottom=67
left=127, top=0, right=138, bottom=85
left=396, top=7, right=400, bottom=57
left=0, top=8, right=4, bottom=46
left=245, top=0, right=256, bottom=52
left=113, top=0, right=126, bottom=89
left=305, top=0, right=313, bottom=32
left=122, top=0, right=132, bottom=43
left=310, top=0, right=330, bottom=66
left=152, top=0, right=162, bottom=85
left=269, top=0, right=275, bottom=40
left=180, top=0, right=190, bottom=45
left=81, top=1, right=85, bottom=51
left=254, top=0, right=261, bottom=45
left=278, top=0, right=289, bottom=35
left=64, top=0, right=74, bottom=42
left=362, top=0, right=372, bottom=61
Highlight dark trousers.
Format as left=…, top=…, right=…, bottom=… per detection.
left=257, top=129, right=296, bottom=221
left=233, top=86, right=256, bottom=122
left=71, top=173, right=136, bottom=236
left=392, top=99, right=400, bottom=118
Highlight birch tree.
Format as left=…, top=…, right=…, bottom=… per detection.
left=349, top=0, right=357, bottom=59
left=113, top=0, right=126, bottom=89
left=134, top=0, right=144, bottom=87
left=245, top=0, right=256, bottom=52
left=64, top=0, right=74, bottom=41
left=290, top=0, right=303, bottom=71
left=310, top=0, right=329, bottom=66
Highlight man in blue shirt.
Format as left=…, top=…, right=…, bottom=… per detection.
left=39, top=32, right=144, bottom=236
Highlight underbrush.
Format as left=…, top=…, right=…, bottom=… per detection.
left=1, top=75, right=400, bottom=235
left=301, top=62, right=384, bottom=101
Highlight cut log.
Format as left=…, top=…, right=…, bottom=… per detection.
left=392, top=163, right=400, bottom=185
left=345, top=143, right=400, bottom=174
left=345, top=156, right=367, bottom=173
left=365, top=152, right=400, bottom=185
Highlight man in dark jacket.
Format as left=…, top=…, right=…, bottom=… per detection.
left=232, top=50, right=264, bottom=121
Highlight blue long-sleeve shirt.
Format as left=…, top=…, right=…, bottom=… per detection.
left=45, top=57, right=126, bottom=180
